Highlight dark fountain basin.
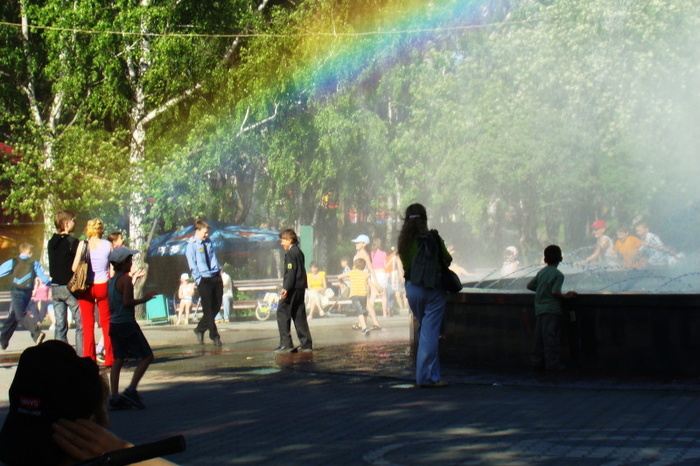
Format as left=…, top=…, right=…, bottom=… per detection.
left=439, top=268, right=700, bottom=377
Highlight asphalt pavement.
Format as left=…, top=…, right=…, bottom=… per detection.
left=2, top=314, right=700, bottom=465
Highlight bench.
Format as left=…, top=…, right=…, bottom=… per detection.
left=232, top=276, right=371, bottom=314
left=233, top=278, right=283, bottom=312
left=0, top=291, right=10, bottom=320
left=168, top=276, right=384, bottom=323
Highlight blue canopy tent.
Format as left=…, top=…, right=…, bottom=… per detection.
left=148, top=222, right=280, bottom=257
left=146, top=222, right=281, bottom=297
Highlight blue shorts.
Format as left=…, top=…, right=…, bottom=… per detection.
left=109, top=321, right=153, bottom=360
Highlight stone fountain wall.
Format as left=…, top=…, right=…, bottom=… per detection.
left=440, top=290, right=700, bottom=376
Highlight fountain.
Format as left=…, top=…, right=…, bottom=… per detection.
left=440, top=250, right=700, bottom=377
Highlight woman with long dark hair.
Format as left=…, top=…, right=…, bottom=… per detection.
left=397, top=203, right=452, bottom=387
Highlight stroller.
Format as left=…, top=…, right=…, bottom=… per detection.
left=255, top=291, right=279, bottom=321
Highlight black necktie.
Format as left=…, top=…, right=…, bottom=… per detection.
left=203, top=242, right=211, bottom=271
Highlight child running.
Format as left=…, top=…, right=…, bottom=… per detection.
left=339, top=258, right=372, bottom=335
left=0, top=243, right=51, bottom=350
left=107, top=247, right=156, bottom=410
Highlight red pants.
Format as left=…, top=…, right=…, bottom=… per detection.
left=78, top=282, right=112, bottom=366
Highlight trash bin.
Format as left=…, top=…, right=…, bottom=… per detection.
left=146, top=294, right=170, bottom=325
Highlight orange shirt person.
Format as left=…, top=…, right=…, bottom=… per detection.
left=613, top=226, right=644, bottom=269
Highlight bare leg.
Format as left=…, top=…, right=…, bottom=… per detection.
left=358, top=314, right=367, bottom=329
left=129, top=354, right=154, bottom=389
left=184, top=302, right=191, bottom=324
left=110, top=359, right=124, bottom=396
left=176, top=303, right=183, bottom=325
left=381, top=291, right=389, bottom=318
left=366, top=290, right=381, bottom=327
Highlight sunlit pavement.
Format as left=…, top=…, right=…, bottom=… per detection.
left=3, top=314, right=700, bottom=464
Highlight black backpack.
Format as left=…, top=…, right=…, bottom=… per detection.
left=409, top=232, right=441, bottom=289
left=11, top=258, right=36, bottom=290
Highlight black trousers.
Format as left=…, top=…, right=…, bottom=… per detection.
left=196, top=275, right=223, bottom=339
left=276, top=288, right=312, bottom=349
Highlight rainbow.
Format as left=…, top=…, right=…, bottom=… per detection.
left=291, top=0, right=500, bottom=99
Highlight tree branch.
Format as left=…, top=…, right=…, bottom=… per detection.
left=141, top=82, right=203, bottom=126
left=137, top=0, right=272, bottom=128
left=56, top=95, right=88, bottom=140
left=257, top=0, right=272, bottom=12
left=236, top=103, right=279, bottom=137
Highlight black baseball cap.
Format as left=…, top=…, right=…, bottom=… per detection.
left=0, top=340, right=103, bottom=465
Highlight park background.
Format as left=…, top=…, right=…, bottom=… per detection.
left=1, top=0, right=699, bottom=294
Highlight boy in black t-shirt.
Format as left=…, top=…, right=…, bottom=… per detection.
left=47, top=210, right=83, bottom=353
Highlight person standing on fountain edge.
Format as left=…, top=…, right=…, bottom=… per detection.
left=186, top=220, right=223, bottom=347
left=275, top=229, right=313, bottom=353
left=398, top=203, right=452, bottom=388
left=527, top=245, right=577, bottom=371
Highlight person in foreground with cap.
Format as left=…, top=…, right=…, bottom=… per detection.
left=0, top=340, right=177, bottom=465
left=576, top=219, right=617, bottom=267
left=107, top=247, right=157, bottom=410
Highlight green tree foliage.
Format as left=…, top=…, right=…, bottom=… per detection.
left=0, top=0, right=128, bottom=263
left=2, top=0, right=699, bottom=269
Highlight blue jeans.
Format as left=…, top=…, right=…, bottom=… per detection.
left=0, top=288, right=41, bottom=347
left=51, top=285, right=82, bottom=356
left=216, top=294, right=233, bottom=321
left=406, top=281, right=447, bottom=385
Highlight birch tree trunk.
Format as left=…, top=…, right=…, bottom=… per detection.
left=19, top=2, right=63, bottom=266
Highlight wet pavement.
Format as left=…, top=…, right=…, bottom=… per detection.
left=2, top=314, right=700, bottom=464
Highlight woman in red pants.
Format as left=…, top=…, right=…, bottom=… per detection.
left=73, top=218, right=113, bottom=366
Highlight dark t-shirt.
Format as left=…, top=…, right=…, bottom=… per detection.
left=47, top=234, right=79, bottom=285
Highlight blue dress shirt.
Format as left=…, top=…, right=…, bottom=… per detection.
left=185, top=238, right=221, bottom=284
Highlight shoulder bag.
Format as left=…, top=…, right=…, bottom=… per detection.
left=68, top=240, right=90, bottom=294
left=434, top=232, right=463, bottom=294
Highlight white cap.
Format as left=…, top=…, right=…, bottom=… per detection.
left=180, top=273, right=190, bottom=281
left=351, top=234, right=370, bottom=244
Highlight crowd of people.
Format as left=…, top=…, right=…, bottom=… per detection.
left=0, top=210, right=174, bottom=465
left=0, top=205, right=687, bottom=463
left=576, top=219, right=680, bottom=269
